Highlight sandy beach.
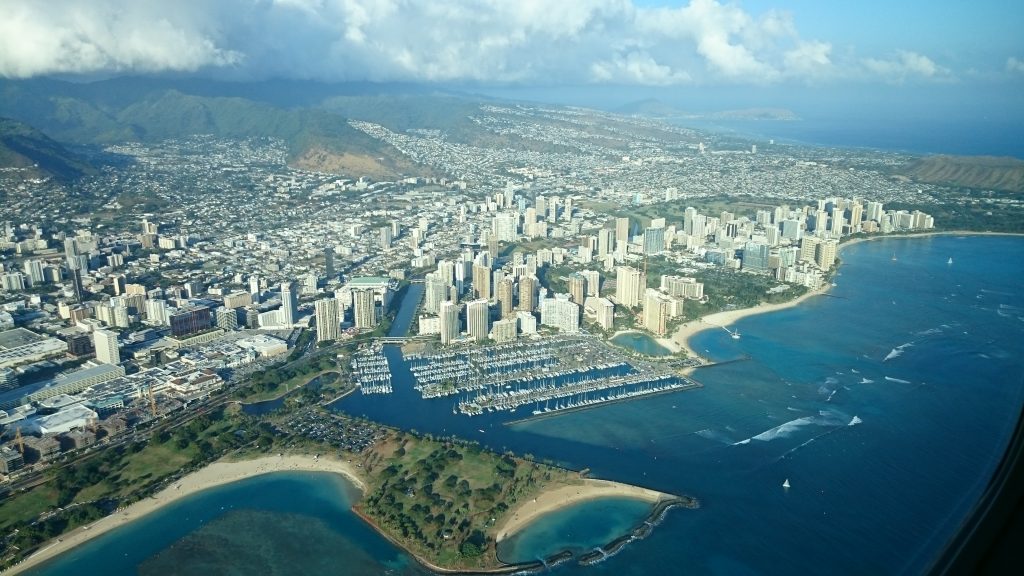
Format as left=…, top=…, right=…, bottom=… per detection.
left=670, top=281, right=832, bottom=359
left=5, top=454, right=364, bottom=576
left=495, top=478, right=668, bottom=542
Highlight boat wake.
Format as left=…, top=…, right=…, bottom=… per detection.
left=885, top=376, right=912, bottom=384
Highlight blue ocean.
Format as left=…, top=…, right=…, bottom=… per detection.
left=26, top=235, right=1024, bottom=575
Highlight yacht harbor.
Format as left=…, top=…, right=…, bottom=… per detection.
left=351, top=345, right=393, bottom=395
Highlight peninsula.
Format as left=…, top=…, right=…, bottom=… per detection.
left=3, top=418, right=694, bottom=575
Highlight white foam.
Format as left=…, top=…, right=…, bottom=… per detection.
left=859, top=378, right=874, bottom=384
left=826, top=390, right=837, bottom=402
left=851, top=369, right=860, bottom=374
left=848, top=416, right=863, bottom=426
left=885, top=376, right=911, bottom=384
left=748, top=416, right=816, bottom=442
left=883, top=348, right=903, bottom=362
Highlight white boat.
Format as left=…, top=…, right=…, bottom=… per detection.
left=782, top=478, right=791, bottom=489
left=731, top=331, right=741, bottom=340
left=947, top=257, right=953, bottom=265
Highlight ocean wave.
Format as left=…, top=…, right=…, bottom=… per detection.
left=826, top=390, right=837, bottom=402
left=848, top=416, right=862, bottom=426
left=883, top=348, right=903, bottom=362
left=745, top=416, right=817, bottom=443
left=860, top=378, right=874, bottom=384
left=915, top=328, right=942, bottom=336
left=885, top=376, right=911, bottom=384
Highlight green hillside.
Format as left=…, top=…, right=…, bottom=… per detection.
left=0, top=117, right=96, bottom=181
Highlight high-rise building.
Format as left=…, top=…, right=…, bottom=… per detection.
left=169, top=306, right=212, bottom=337
left=741, top=242, right=770, bottom=272
left=643, top=227, right=665, bottom=255
left=93, top=329, right=120, bottom=365
left=816, top=240, right=838, bottom=270
left=492, top=213, right=517, bottom=242
left=497, top=278, right=514, bottom=318
left=661, top=276, right=704, bottom=299
left=597, top=228, right=615, bottom=258
left=315, top=297, right=341, bottom=342
left=379, top=226, right=393, bottom=249
left=799, top=237, right=821, bottom=263
left=472, top=262, right=491, bottom=301
left=353, top=288, right=376, bottom=329
left=518, top=275, right=537, bottom=311
left=615, top=266, right=644, bottom=308
left=280, top=282, right=297, bottom=326
left=582, top=270, right=601, bottom=296
left=324, top=246, right=335, bottom=278
left=424, top=272, right=449, bottom=315
left=568, top=273, right=587, bottom=305
left=490, top=318, right=517, bottom=343
left=249, top=275, right=261, bottom=301
left=440, top=301, right=461, bottom=345
left=23, top=260, right=44, bottom=285
left=540, top=294, right=580, bottom=333
left=615, top=217, right=630, bottom=246
left=516, top=310, right=538, bottom=334
left=214, top=306, right=239, bottom=331
left=584, top=297, right=615, bottom=330
left=466, top=299, right=490, bottom=342
left=642, top=289, right=671, bottom=336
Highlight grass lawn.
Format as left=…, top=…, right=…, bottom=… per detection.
left=0, top=483, right=59, bottom=531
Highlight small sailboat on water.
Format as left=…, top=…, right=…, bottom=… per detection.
left=947, top=257, right=953, bottom=265
left=782, top=478, right=791, bottom=489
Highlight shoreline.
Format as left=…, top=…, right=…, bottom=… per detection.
left=671, top=230, right=1024, bottom=359
left=671, top=281, right=831, bottom=359
left=494, top=478, right=669, bottom=542
left=4, top=454, right=365, bottom=576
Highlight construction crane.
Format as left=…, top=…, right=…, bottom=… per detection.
left=148, top=385, right=158, bottom=417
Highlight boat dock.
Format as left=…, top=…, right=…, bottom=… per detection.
left=351, top=345, right=393, bottom=394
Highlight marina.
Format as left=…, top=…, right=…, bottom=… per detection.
left=399, top=334, right=699, bottom=418
left=351, top=345, right=393, bottom=395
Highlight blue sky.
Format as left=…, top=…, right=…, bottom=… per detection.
left=1, top=0, right=1020, bottom=87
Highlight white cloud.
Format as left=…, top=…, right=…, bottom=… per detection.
left=1007, top=57, right=1024, bottom=74
left=0, top=2, right=240, bottom=77
left=862, top=50, right=952, bottom=83
left=590, top=52, right=692, bottom=86
left=0, top=0, right=957, bottom=87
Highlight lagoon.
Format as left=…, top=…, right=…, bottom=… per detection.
left=610, top=331, right=673, bottom=357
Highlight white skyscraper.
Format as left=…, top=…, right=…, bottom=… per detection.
left=440, top=300, right=461, bottom=345
left=353, top=288, right=376, bottom=329
left=615, top=266, right=644, bottom=308
left=540, top=294, right=580, bottom=334
left=93, top=329, right=120, bottom=364
left=466, top=299, right=490, bottom=342
left=281, top=281, right=297, bottom=326
left=315, top=297, right=342, bottom=342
